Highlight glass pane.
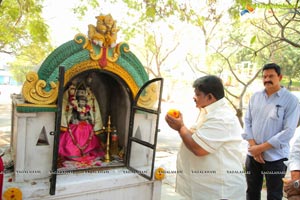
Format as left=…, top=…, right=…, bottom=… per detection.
left=137, top=81, right=162, bottom=110
left=132, top=111, right=157, bottom=145
left=129, top=141, right=153, bottom=177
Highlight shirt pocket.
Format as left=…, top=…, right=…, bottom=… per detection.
left=269, top=106, right=284, bottom=120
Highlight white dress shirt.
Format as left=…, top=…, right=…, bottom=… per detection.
left=176, top=98, right=246, bottom=200
left=286, top=135, right=300, bottom=171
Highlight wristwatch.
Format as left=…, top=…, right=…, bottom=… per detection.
left=293, top=180, right=300, bottom=189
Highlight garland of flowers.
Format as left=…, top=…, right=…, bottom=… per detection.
left=67, top=99, right=94, bottom=153
left=64, top=84, right=97, bottom=154
left=68, top=95, right=92, bottom=114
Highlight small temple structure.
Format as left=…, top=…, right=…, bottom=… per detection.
left=2, top=14, right=163, bottom=199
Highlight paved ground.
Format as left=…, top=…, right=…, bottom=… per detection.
left=0, top=104, right=12, bottom=150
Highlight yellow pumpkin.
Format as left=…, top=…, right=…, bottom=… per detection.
left=167, top=109, right=180, bottom=118
left=155, top=167, right=165, bottom=180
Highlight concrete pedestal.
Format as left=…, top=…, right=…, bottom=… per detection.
left=11, top=99, right=55, bottom=182
left=3, top=167, right=162, bottom=200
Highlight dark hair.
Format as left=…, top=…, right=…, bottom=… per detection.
left=193, top=75, right=224, bottom=100
left=262, top=63, right=281, bottom=75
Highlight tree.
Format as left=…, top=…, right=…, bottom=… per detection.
left=0, top=0, right=53, bottom=83
left=0, top=0, right=50, bottom=55
left=9, top=42, right=53, bottom=83
left=246, top=0, right=300, bottom=79
left=205, top=0, right=300, bottom=125
left=228, top=0, right=300, bottom=83
left=120, top=0, right=233, bottom=71
left=131, top=24, right=180, bottom=78
left=110, top=0, right=300, bottom=126
left=0, top=0, right=103, bottom=83
left=251, top=0, right=300, bottom=48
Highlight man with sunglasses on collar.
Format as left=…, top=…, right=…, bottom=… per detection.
left=243, top=63, right=300, bottom=200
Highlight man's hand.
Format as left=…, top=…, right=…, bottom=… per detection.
left=248, top=144, right=263, bottom=156
left=249, top=144, right=265, bottom=163
left=248, top=142, right=273, bottom=163
left=284, top=179, right=300, bottom=199
left=165, top=112, right=184, bottom=132
left=287, top=196, right=300, bottom=200
left=253, top=153, right=265, bottom=164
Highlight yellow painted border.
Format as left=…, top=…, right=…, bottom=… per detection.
left=65, top=60, right=139, bottom=97
left=22, top=60, right=140, bottom=105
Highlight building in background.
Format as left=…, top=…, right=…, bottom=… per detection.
left=0, top=65, right=22, bottom=103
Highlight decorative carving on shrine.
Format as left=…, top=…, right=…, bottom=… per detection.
left=22, top=71, right=58, bottom=105
left=20, top=13, right=157, bottom=110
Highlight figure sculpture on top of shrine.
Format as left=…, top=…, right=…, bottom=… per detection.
left=88, top=14, right=119, bottom=48
left=59, top=76, right=105, bottom=165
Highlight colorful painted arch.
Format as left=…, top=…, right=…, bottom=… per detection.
left=22, top=33, right=149, bottom=105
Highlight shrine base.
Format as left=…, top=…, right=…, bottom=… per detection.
left=3, top=167, right=162, bottom=200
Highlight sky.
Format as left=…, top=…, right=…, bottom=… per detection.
left=41, top=1, right=206, bottom=79
left=42, top=1, right=129, bottom=47
left=42, top=1, right=99, bottom=47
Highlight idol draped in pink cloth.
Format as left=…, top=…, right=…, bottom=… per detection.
left=59, top=121, right=104, bottom=162
left=59, top=83, right=105, bottom=163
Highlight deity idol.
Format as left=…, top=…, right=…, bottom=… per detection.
left=59, top=81, right=105, bottom=164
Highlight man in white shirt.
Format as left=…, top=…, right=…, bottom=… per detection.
left=284, top=135, right=300, bottom=199
left=165, top=75, right=246, bottom=200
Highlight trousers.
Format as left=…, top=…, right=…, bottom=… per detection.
left=245, top=155, right=287, bottom=200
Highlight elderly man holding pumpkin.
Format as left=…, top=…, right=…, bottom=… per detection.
left=165, top=75, right=246, bottom=200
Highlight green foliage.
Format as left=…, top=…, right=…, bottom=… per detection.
left=72, top=0, right=100, bottom=19
left=0, top=0, right=53, bottom=84
left=235, top=0, right=252, bottom=7
left=3, top=0, right=299, bottom=87
left=250, top=36, right=256, bottom=45
left=277, top=46, right=300, bottom=81
left=122, top=0, right=142, bottom=10
left=0, top=0, right=50, bottom=54
left=281, top=77, right=300, bottom=89
left=9, top=41, right=53, bottom=83
left=145, top=34, right=155, bottom=53
left=120, top=0, right=183, bottom=22
left=146, top=6, right=156, bottom=20
left=228, top=5, right=241, bottom=20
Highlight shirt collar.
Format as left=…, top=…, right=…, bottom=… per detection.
left=263, top=86, right=285, bottom=98
left=203, top=97, right=226, bottom=114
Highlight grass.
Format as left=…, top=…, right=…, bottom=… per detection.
left=281, top=78, right=300, bottom=90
